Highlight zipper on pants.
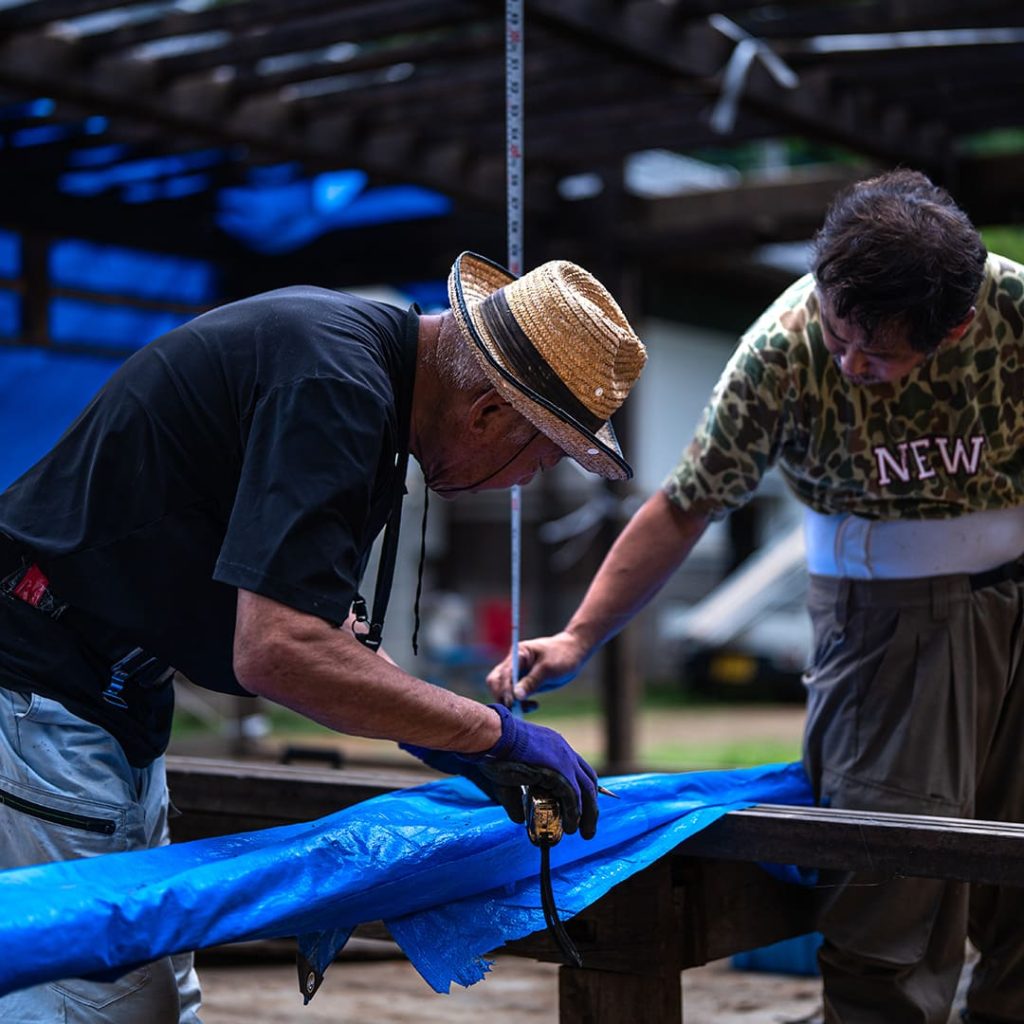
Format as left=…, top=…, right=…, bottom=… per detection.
left=0, top=784, right=117, bottom=835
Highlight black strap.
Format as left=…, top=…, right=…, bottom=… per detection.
left=478, top=290, right=604, bottom=433
left=353, top=447, right=409, bottom=653
left=539, top=844, right=583, bottom=967
left=352, top=307, right=419, bottom=652
left=411, top=487, right=429, bottom=656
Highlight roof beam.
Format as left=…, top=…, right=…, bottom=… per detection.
left=524, top=0, right=951, bottom=166
left=0, top=22, right=519, bottom=210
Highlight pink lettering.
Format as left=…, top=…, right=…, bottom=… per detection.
left=909, top=438, right=936, bottom=480
left=873, top=443, right=910, bottom=486
left=873, top=434, right=986, bottom=486
left=935, top=435, right=986, bottom=475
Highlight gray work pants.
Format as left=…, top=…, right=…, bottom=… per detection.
left=803, top=572, right=1024, bottom=1024
left=0, top=688, right=202, bottom=1023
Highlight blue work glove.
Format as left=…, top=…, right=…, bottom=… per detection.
left=398, top=743, right=526, bottom=823
left=401, top=704, right=599, bottom=839
left=471, top=703, right=598, bottom=839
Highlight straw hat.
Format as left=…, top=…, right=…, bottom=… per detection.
left=447, top=251, right=647, bottom=480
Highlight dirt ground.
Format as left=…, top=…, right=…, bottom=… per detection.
left=195, top=941, right=974, bottom=1024
left=195, top=946, right=824, bottom=1024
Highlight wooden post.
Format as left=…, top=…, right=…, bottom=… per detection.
left=559, top=964, right=681, bottom=1024
left=509, top=858, right=688, bottom=1023
left=21, top=230, right=50, bottom=346
left=598, top=255, right=643, bottom=774
left=599, top=604, right=638, bottom=773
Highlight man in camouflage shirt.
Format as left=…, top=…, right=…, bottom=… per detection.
left=488, top=169, right=1024, bottom=1024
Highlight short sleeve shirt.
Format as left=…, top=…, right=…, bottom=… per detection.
left=0, top=287, right=418, bottom=763
left=664, top=254, right=1024, bottom=521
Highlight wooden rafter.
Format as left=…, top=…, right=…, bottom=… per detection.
left=0, top=0, right=1019, bottom=285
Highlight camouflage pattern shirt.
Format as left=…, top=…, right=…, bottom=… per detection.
left=664, top=254, right=1024, bottom=521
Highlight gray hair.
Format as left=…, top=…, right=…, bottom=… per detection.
left=434, top=312, right=538, bottom=448
left=434, top=311, right=490, bottom=393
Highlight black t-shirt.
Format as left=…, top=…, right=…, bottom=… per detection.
left=0, top=286, right=418, bottom=765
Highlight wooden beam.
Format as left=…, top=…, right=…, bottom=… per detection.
left=92, top=0, right=482, bottom=79
left=684, top=804, right=1024, bottom=887
left=621, top=164, right=866, bottom=242
left=0, top=41, right=509, bottom=208
left=20, top=230, right=50, bottom=347
left=0, top=0, right=132, bottom=32
left=226, top=21, right=503, bottom=96
left=166, top=755, right=1024, bottom=890
left=63, top=0, right=393, bottom=56
left=166, top=755, right=427, bottom=841
left=287, top=42, right=596, bottom=116
left=710, top=0, right=1024, bottom=38
left=526, top=0, right=952, bottom=165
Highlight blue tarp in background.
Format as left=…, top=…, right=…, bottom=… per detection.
left=0, top=763, right=814, bottom=999
left=0, top=347, right=122, bottom=490
left=0, top=232, right=448, bottom=491
left=3, top=106, right=456, bottom=492
left=0, top=227, right=221, bottom=489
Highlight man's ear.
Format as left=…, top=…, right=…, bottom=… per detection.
left=466, top=388, right=513, bottom=435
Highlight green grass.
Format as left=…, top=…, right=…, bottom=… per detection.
left=981, top=226, right=1024, bottom=266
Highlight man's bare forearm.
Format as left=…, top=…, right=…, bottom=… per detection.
left=234, top=591, right=500, bottom=753
left=565, top=489, right=709, bottom=656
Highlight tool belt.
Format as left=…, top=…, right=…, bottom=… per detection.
left=0, top=532, right=173, bottom=709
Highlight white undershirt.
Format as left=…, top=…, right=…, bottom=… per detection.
left=803, top=505, right=1024, bottom=579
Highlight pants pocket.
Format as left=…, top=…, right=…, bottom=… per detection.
left=848, top=606, right=972, bottom=814
left=55, top=957, right=184, bottom=1023
left=53, top=966, right=153, bottom=1011
left=801, top=597, right=858, bottom=795
left=0, top=783, right=118, bottom=835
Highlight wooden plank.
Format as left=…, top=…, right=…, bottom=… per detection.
left=165, top=754, right=423, bottom=841
left=21, top=231, right=50, bottom=347
left=681, top=804, right=1024, bottom=887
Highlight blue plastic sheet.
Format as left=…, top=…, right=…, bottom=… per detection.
left=0, top=762, right=813, bottom=998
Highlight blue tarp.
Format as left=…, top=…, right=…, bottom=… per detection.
left=0, top=762, right=814, bottom=999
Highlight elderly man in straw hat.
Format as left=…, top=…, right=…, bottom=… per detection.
left=0, top=251, right=645, bottom=1022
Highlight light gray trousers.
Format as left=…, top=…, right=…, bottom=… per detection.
left=0, top=688, right=202, bottom=1023
left=804, top=572, right=1024, bottom=1024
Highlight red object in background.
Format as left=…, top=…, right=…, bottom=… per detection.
left=478, top=597, right=516, bottom=657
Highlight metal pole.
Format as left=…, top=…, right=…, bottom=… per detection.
left=506, top=0, right=524, bottom=699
